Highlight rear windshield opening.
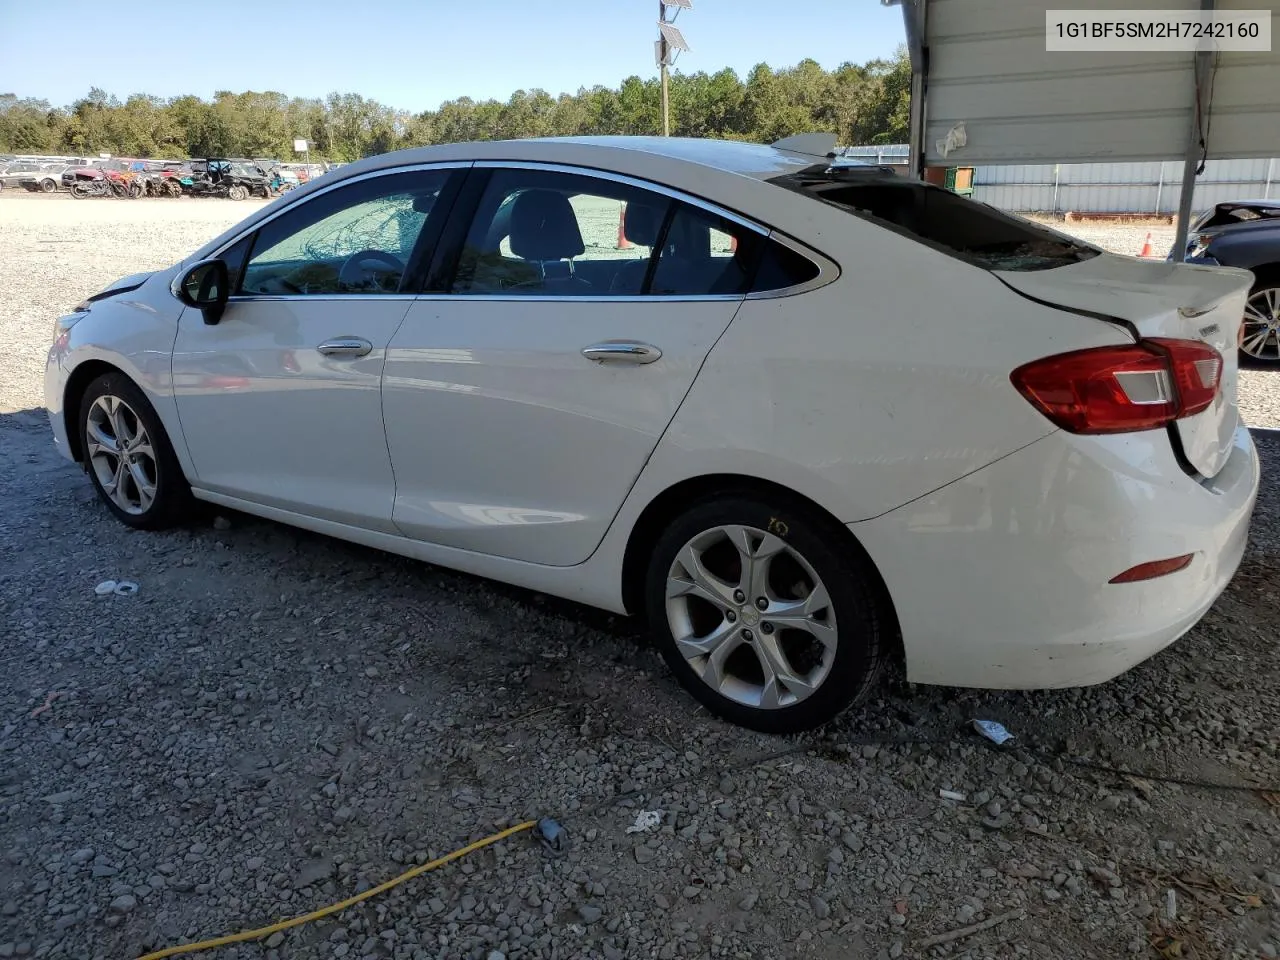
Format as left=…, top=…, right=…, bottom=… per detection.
left=770, top=168, right=1100, bottom=272
left=1200, top=203, right=1280, bottom=229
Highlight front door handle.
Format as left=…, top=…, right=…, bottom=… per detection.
left=317, top=336, right=372, bottom=358
left=580, top=340, right=663, bottom=365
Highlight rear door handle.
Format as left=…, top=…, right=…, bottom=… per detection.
left=317, top=336, right=372, bottom=358
left=580, top=340, right=663, bottom=365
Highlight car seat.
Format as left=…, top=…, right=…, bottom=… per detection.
left=507, top=190, right=593, bottom=293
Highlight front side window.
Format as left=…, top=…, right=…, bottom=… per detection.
left=239, top=169, right=452, bottom=296
left=452, top=169, right=671, bottom=297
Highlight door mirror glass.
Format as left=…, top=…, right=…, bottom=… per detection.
left=176, top=258, right=230, bottom=324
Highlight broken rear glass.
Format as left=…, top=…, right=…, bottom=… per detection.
left=769, top=166, right=1100, bottom=272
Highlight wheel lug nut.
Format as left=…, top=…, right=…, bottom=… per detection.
left=755, top=597, right=768, bottom=610
left=726, top=610, right=736, bottom=623
left=741, top=629, right=753, bottom=641
left=733, top=590, right=745, bottom=603
left=761, top=622, right=774, bottom=635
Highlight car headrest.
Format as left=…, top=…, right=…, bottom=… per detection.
left=623, top=200, right=666, bottom=247
left=510, top=190, right=585, bottom=261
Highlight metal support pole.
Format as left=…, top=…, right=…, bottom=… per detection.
left=659, top=0, right=670, bottom=137
left=1172, top=0, right=1216, bottom=260
left=1155, top=162, right=1165, bottom=216
left=893, top=0, right=928, bottom=180
left=1265, top=157, right=1275, bottom=200
left=1052, top=163, right=1061, bottom=216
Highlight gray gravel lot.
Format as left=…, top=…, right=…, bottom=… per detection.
left=3, top=193, right=1280, bottom=960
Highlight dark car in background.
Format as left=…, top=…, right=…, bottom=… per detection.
left=1178, top=199, right=1280, bottom=362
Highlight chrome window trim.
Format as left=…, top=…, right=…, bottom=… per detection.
left=204, top=157, right=839, bottom=304
left=412, top=293, right=747, bottom=304
left=745, top=230, right=841, bottom=301
left=225, top=294, right=423, bottom=304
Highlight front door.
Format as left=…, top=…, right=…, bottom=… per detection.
left=383, top=165, right=762, bottom=565
left=171, top=166, right=460, bottom=532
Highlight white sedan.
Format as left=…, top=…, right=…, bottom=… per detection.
left=44, top=134, right=1260, bottom=733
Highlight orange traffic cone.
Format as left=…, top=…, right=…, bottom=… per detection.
left=617, top=205, right=632, bottom=250
left=1139, top=232, right=1153, bottom=257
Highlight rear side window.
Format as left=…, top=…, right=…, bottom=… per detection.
left=770, top=169, right=1100, bottom=272
left=750, top=240, right=821, bottom=293
left=649, top=204, right=757, bottom=297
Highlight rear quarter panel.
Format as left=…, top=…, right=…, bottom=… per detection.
left=631, top=213, right=1137, bottom=526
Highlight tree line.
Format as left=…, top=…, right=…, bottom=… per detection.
left=0, top=51, right=909, bottom=161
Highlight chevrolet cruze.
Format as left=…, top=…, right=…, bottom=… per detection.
left=45, top=134, right=1259, bottom=732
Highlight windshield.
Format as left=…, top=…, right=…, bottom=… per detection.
left=769, top=167, right=1100, bottom=272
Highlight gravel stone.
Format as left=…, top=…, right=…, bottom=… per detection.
left=0, top=199, right=1277, bottom=960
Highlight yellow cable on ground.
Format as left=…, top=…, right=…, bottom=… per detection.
left=136, top=820, right=538, bottom=960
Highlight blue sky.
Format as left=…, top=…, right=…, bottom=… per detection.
left=0, top=0, right=905, bottom=111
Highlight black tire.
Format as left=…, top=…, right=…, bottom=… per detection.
left=70, top=183, right=89, bottom=199
left=228, top=184, right=247, bottom=201
left=78, top=373, right=195, bottom=530
left=644, top=492, right=889, bottom=734
left=40, top=178, right=57, bottom=193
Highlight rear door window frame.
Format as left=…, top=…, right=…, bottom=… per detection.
left=422, top=161, right=838, bottom=302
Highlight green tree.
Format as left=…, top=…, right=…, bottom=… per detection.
left=2, top=54, right=912, bottom=161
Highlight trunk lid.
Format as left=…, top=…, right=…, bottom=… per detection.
left=996, top=253, right=1253, bottom=478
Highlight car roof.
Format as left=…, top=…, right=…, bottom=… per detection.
left=335, top=136, right=827, bottom=185
left=186, top=135, right=861, bottom=267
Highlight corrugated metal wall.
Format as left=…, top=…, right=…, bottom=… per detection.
left=974, top=157, right=1280, bottom=215
left=848, top=144, right=1280, bottom=215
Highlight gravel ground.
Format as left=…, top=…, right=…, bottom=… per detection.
left=3, top=193, right=1280, bottom=960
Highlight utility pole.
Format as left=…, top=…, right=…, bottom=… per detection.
left=659, top=1, right=670, bottom=137
left=656, top=0, right=690, bottom=138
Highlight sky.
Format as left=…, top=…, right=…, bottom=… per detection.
left=0, top=0, right=905, bottom=112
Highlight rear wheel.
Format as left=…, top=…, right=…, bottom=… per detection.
left=70, top=183, right=89, bottom=199
left=645, top=493, right=889, bottom=733
left=78, top=373, right=194, bottom=530
left=1241, top=282, right=1280, bottom=362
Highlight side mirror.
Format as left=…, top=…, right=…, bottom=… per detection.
left=175, top=258, right=230, bottom=325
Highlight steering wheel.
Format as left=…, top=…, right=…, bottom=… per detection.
left=338, top=249, right=405, bottom=291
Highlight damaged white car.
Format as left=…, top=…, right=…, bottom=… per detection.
left=45, top=134, right=1258, bottom=732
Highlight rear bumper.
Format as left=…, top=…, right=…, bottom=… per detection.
left=852, top=425, right=1258, bottom=689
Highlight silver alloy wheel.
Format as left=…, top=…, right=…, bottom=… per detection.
left=665, top=524, right=837, bottom=710
left=1241, top=287, right=1280, bottom=361
left=86, top=395, right=158, bottom=516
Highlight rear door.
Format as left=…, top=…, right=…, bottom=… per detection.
left=997, top=254, right=1254, bottom=477
left=382, top=164, right=764, bottom=566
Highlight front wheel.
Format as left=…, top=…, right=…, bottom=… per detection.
left=70, top=183, right=89, bottom=199
left=228, top=184, right=248, bottom=201
left=645, top=494, right=890, bottom=733
left=78, top=373, right=194, bottom=530
left=41, top=178, right=57, bottom=193
left=1241, top=283, right=1280, bottom=362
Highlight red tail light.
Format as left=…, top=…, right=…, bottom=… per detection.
left=1011, top=338, right=1221, bottom=434
left=1109, top=553, right=1194, bottom=583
